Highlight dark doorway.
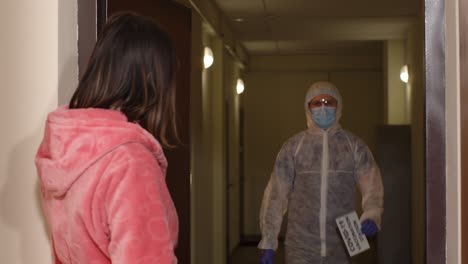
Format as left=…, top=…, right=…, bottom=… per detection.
left=79, top=0, right=192, bottom=263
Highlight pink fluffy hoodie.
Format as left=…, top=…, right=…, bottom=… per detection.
left=35, top=107, right=178, bottom=264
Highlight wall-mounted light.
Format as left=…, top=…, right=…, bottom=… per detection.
left=400, top=65, right=409, bottom=83
left=236, top=78, right=245, bottom=94
left=204, top=47, right=214, bottom=69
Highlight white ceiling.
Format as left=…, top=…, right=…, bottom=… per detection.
left=212, top=0, right=421, bottom=56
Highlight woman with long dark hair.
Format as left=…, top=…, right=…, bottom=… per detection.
left=35, top=12, right=179, bottom=263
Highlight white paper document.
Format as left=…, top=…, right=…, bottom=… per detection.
left=335, top=211, right=370, bottom=257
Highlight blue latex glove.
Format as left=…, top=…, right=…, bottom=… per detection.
left=260, top=249, right=274, bottom=264
left=361, top=219, right=378, bottom=237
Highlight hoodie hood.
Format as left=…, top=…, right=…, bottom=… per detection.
left=35, top=107, right=167, bottom=197
left=304, top=81, right=343, bottom=131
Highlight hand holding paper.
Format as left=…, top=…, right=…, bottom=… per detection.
left=336, top=211, right=370, bottom=257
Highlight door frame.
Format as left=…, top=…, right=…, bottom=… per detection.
left=425, top=0, right=446, bottom=263
left=460, top=0, right=468, bottom=262
left=78, top=0, right=448, bottom=262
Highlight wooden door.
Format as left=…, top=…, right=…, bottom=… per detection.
left=101, top=1, right=191, bottom=262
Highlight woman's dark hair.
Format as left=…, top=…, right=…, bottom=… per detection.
left=70, top=12, right=179, bottom=148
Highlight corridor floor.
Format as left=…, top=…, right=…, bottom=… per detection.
left=230, top=244, right=285, bottom=264
left=229, top=244, right=377, bottom=264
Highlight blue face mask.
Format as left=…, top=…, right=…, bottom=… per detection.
left=311, top=107, right=337, bottom=130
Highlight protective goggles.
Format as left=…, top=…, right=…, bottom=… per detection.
left=308, top=97, right=338, bottom=108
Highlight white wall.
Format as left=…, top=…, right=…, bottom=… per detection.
left=223, top=51, right=242, bottom=254
left=191, top=27, right=220, bottom=264
left=385, top=40, right=409, bottom=124
left=191, top=19, right=243, bottom=264
left=0, top=0, right=78, bottom=263
left=445, top=0, right=461, bottom=262
left=188, top=1, right=246, bottom=261
left=190, top=13, right=207, bottom=264
left=210, top=37, right=227, bottom=264
left=243, top=55, right=384, bottom=236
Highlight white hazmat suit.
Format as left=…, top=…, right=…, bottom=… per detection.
left=258, top=81, right=384, bottom=263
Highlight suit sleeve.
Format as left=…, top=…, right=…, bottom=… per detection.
left=354, top=138, right=384, bottom=228
left=258, top=140, right=296, bottom=250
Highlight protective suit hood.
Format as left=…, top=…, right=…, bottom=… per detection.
left=304, top=81, right=343, bottom=130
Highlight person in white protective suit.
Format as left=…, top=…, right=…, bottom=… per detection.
left=258, top=81, right=384, bottom=264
